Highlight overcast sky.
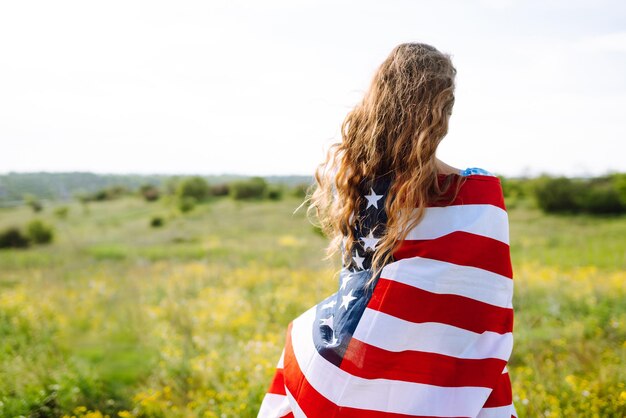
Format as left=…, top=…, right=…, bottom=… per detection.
left=1, top=0, right=624, bottom=177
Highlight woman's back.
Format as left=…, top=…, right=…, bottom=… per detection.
left=258, top=168, right=517, bottom=418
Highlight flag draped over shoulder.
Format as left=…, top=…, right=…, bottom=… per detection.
left=258, top=171, right=517, bottom=418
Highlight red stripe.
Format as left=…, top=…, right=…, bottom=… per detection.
left=393, top=231, right=513, bottom=279
left=267, top=366, right=286, bottom=395
left=368, top=278, right=514, bottom=334
left=483, top=370, right=513, bottom=407
left=340, top=337, right=507, bottom=388
left=432, top=174, right=505, bottom=210
left=282, top=322, right=467, bottom=418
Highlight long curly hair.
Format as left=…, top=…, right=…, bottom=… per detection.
left=300, top=42, right=467, bottom=288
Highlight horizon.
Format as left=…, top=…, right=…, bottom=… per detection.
left=1, top=168, right=623, bottom=179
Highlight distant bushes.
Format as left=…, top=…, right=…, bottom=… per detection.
left=171, top=177, right=210, bottom=213
left=291, top=182, right=311, bottom=198
left=11, top=176, right=313, bottom=213
left=53, top=206, right=69, bottom=219
left=533, top=174, right=626, bottom=215
left=0, top=227, right=30, bottom=249
left=67, top=176, right=308, bottom=209
left=210, top=183, right=230, bottom=196
left=227, top=178, right=304, bottom=201
left=150, top=216, right=164, bottom=228
left=162, top=175, right=304, bottom=211
left=26, top=219, right=54, bottom=244
left=78, top=185, right=129, bottom=202
left=24, top=194, right=43, bottom=212
left=177, top=196, right=196, bottom=213
left=580, top=179, right=624, bottom=214
left=177, top=177, right=210, bottom=201
left=534, top=177, right=581, bottom=213
left=614, top=173, right=626, bottom=204
left=0, top=219, right=55, bottom=249
left=500, top=177, right=530, bottom=200
left=267, top=185, right=284, bottom=200
left=140, top=184, right=160, bottom=202
left=229, top=177, right=269, bottom=200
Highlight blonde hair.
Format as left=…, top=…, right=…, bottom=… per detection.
left=300, top=42, right=467, bottom=288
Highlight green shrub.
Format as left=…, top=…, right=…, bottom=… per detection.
left=534, top=175, right=626, bottom=215
left=577, top=177, right=625, bottom=214
left=177, top=177, right=210, bottom=201
left=53, top=206, right=69, bottom=219
left=0, top=227, right=30, bottom=249
left=613, top=173, right=626, bottom=206
left=292, top=182, right=311, bottom=198
left=500, top=177, right=528, bottom=199
left=140, top=184, right=160, bottom=202
left=267, top=185, right=284, bottom=200
left=533, top=176, right=584, bottom=214
left=25, top=219, right=54, bottom=244
left=93, top=189, right=109, bottom=201
left=24, top=194, right=43, bottom=212
left=210, top=183, right=230, bottom=196
left=84, top=185, right=128, bottom=202
left=150, top=216, right=164, bottom=228
left=178, top=196, right=196, bottom=213
left=229, top=177, right=268, bottom=200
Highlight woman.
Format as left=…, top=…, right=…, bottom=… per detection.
left=258, top=42, right=517, bottom=418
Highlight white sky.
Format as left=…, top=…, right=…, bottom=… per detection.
left=0, top=0, right=625, bottom=177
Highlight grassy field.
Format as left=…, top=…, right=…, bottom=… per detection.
left=0, top=195, right=625, bottom=417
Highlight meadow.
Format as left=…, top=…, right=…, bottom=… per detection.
left=0, top=194, right=625, bottom=417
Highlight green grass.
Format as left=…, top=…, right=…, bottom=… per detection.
left=508, top=200, right=626, bottom=270
left=0, top=196, right=625, bottom=417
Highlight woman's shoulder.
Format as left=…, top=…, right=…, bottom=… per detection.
left=434, top=166, right=505, bottom=209
left=458, top=167, right=499, bottom=178
left=436, top=166, right=500, bottom=183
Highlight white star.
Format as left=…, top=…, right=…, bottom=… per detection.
left=321, top=299, right=336, bottom=309
left=353, top=250, right=364, bottom=269
left=365, top=187, right=383, bottom=209
left=340, top=273, right=354, bottom=291
left=319, top=315, right=334, bottom=331
left=328, top=334, right=339, bottom=346
left=340, top=289, right=357, bottom=310
left=360, top=230, right=380, bottom=251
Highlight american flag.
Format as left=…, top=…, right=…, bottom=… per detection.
left=258, top=171, right=517, bottom=418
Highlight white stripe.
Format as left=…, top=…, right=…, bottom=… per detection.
left=257, top=393, right=292, bottom=418
left=477, top=403, right=515, bottom=418
left=380, top=256, right=514, bottom=308
left=353, top=308, right=514, bottom=360
left=404, top=204, right=509, bottom=244
left=289, top=306, right=491, bottom=417
left=285, top=386, right=307, bottom=418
